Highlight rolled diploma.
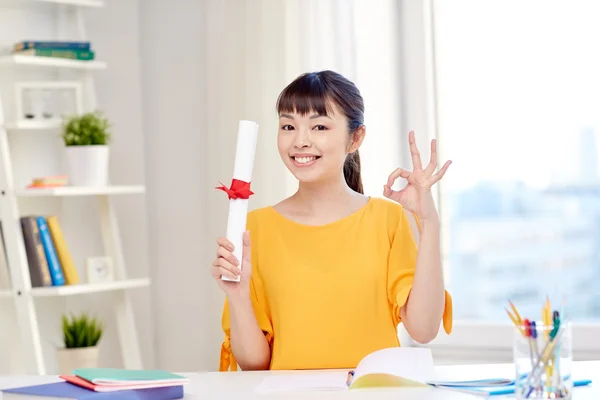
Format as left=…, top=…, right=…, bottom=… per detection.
left=222, top=120, right=259, bottom=282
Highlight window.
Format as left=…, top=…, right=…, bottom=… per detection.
left=431, top=0, right=600, bottom=354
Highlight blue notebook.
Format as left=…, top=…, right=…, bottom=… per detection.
left=428, top=378, right=592, bottom=396
left=1, top=381, right=184, bottom=399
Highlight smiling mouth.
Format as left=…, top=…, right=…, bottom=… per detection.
left=291, top=155, right=321, bottom=166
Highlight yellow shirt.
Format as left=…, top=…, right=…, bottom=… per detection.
left=220, top=197, right=452, bottom=371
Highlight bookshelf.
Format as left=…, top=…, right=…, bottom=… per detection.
left=0, top=1, right=149, bottom=375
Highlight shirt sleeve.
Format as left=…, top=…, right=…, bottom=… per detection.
left=219, top=212, right=274, bottom=371
left=387, top=206, right=453, bottom=335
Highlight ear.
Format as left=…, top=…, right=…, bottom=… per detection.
left=348, top=125, right=366, bottom=153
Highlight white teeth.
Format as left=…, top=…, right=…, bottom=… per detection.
left=295, top=156, right=317, bottom=164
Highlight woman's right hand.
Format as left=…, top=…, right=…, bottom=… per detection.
left=211, top=230, right=252, bottom=298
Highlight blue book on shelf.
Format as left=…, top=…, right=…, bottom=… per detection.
left=36, top=216, right=65, bottom=286
left=2, top=381, right=184, bottom=399
left=14, top=40, right=91, bottom=51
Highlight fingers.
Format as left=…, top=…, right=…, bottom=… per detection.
left=387, top=167, right=411, bottom=187
left=211, top=265, right=238, bottom=280
left=216, top=236, right=234, bottom=251
left=213, top=236, right=241, bottom=281
left=409, top=131, right=423, bottom=170
left=424, top=138, right=438, bottom=176
left=431, top=160, right=452, bottom=183
left=216, top=245, right=239, bottom=268
left=211, top=257, right=241, bottom=280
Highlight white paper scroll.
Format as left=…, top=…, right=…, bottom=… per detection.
left=221, top=120, right=259, bottom=282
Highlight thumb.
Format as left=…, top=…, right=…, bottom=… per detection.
left=241, top=230, right=252, bottom=274
left=383, top=184, right=393, bottom=198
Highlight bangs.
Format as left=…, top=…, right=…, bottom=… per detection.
left=276, top=72, right=335, bottom=117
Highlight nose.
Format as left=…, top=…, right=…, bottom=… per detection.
left=293, top=128, right=311, bottom=148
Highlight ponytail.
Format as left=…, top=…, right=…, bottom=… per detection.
left=344, top=150, right=363, bottom=194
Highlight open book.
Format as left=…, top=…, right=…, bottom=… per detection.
left=347, top=347, right=517, bottom=390
left=255, top=347, right=591, bottom=396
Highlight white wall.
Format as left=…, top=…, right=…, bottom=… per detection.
left=0, top=0, right=154, bottom=373
left=139, top=0, right=217, bottom=372
left=84, top=0, right=154, bottom=371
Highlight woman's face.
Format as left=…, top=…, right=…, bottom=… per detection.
left=277, top=102, right=358, bottom=185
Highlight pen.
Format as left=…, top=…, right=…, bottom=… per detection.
left=523, top=319, right=535, bottom=370
left=346, top=370, right=354, bottom=387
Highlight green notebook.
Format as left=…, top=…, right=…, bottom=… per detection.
left=73, top=368, right=188, bottom=386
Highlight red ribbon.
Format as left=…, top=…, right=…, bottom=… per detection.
left=215, top=178, right=254, bottom=200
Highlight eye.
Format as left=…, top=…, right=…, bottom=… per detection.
left=281, top=124, right=294, bottom=131
left=313, top=125, right=327, bottom=131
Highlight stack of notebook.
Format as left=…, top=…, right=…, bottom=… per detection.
left=2, top=368, right=189, bottom=399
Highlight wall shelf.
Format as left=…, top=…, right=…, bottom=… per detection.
left=16, top=185, right=146, bottom=197
left=0, top=55, right=106, bottom=70
left=4, top=120, right=62, bottom=131
left=28, top=0, right=105, bottom=8
left=31, top=278, right=150, bottom=297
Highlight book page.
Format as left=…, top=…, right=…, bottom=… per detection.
left=351, top=347, right=435, bottom=388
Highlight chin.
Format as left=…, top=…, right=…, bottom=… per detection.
left=289, top=170, right=322, bottom=184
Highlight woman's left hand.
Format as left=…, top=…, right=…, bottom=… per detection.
left=383, top=131, right=451, bottom=220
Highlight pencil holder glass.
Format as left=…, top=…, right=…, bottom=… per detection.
left=513, top=321, right=572, bottom=399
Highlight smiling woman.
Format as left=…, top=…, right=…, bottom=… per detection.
left=211, top=70, right=453, bottom=372
left=276, top=71, right=366, bottom=195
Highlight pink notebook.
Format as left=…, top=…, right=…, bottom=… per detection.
left=60, top=375, right=187, bottom=392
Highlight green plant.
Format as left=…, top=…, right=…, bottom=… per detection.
left=62, top=111, right=111, bottom=146
left=61, top=312, right=103, bottom=348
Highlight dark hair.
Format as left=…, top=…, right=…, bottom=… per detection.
left=276, top=70, right=365, bottom=194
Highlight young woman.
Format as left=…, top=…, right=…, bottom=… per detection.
left=211, top=70, right=453, bottom=372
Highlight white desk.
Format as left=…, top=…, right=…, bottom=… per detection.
left=0, top=361, right=598, bottom=399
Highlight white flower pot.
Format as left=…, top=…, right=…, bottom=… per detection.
left=56, top=346, right=99, bottom=375
left=65, top=145, right=110, bottom=187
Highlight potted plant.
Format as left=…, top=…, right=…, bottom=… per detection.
left=56, top=312, right=103, bottom=375
left=61, top=111, right=111, bottom=186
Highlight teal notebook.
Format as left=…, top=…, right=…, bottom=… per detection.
left=73, top=368, right=188, bottom=386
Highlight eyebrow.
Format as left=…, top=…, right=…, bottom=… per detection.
left=279, top=113, right=331, bottom=120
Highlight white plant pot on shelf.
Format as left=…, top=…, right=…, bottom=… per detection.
left=65, top=145, right=109, bottom=187
left=56, top=346, right=99, bottom=375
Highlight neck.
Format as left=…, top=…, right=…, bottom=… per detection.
left=293, top=174, right=359, bottom=212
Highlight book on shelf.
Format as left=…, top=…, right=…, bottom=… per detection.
left=15, top=48, right=95, bottom=61
left=13, top=40, right=91, bottom=52
left=28, top=175, right=69, bottom=188
left=20, top=215, right=80, bottom=288
left=11, top=40, right=95, bottom=61
left=21, top=217, right=53, bottom=287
